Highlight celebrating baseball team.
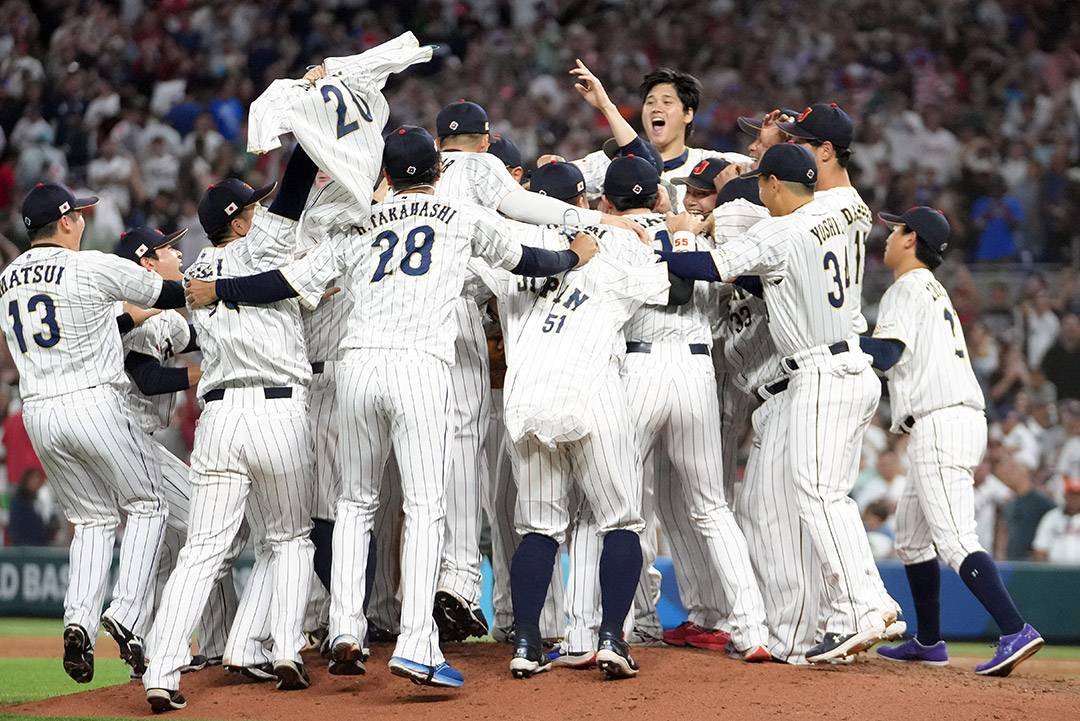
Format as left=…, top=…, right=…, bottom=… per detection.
left=0, top=32, right=1049, bottom=714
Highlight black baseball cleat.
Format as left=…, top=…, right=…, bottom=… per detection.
left=509, top=635, right=552, bottom=679
left=146, top=688, right=187, bottom=714
left=806, top=628, right=883, bottom=664
left=225, top=662, right=276, bottom=682
left=367, top=623, right=399, bottom=643
left=101, top=615, right=147, bottom=678
left=62, top=624, right=94, bottom=683
left=596, top=631, right=640, bottom=680
left=273, top=659, right=311, bottom=690
left=433, top=590, right=489, bottom=641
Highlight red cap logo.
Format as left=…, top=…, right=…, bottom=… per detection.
left=797, top=106, right=813, bottom=123
left=691, top=160, right=710, bottom=175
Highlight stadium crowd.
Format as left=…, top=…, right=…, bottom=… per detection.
left=0, top=0, right=1077, bottom=562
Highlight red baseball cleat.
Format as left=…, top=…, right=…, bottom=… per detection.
left=685, top=627, right=732, bottom=652
left=663, top=621, right=706, bottom=647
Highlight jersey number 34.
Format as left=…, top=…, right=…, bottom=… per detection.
left=8, top=294, right=60, bottom=353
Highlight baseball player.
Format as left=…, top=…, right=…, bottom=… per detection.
left=488, top=134, right=525, bottom=182
left=1, top=183, right=186, bottom=685
left=465, top=176, right=686, bottom=681
left=868, top=207, right=1044, bottom=676
left=660, top=143, right=891, bottom=663
left=431, top=99, right=646, bottom=641
left=113, top=226, right=245, bottom=673
left=777, top=101, right=904, bottom=637
left=142, top=141, right=321, bottom=712
left=569, top=63, right=751, bottom=207
left=657, top=159, right=768, bottom=652
left=195, top=126, right=599, bottom=688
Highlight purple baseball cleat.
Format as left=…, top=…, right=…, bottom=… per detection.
left=975, top=624, right=1044, bottom=677
left=877, top=638, right=949, bottom=666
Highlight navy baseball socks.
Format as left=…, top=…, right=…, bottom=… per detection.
left=904, top=559, right=942, bottom=644
left=509, top=533, right=559, bottom=642
left=598, top=530, right=643, bottom=636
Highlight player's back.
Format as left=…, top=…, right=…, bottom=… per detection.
left=621, top=212, right=714, bottom=344
left=339, top=194, right=514, bottom=363
left=814, top=185, right=872, bottom=332
left=185, top=210, right=311, bottom=395
left=0, top=246, right=162, bottom=401
left=436, top=150, right=520, bottom=209
left=122, top=308, right=190, bottom=433
left=756, top=200, right=859, bottom=357
left=876, top=268, right=984, bottom=425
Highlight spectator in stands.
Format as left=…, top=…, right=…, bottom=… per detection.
left=1041, top=314, right=1080, bottom=401
left=1031, top=478, right=1080, bottom=564
left=1022, top=289, right=1060, bottom=369
left=967, top=321, right=1000, bottom=396
left=989, top=344, right=1029, bottom=415
left=981, top=282, right=1017, bottom=338
left=854, top=450, right=906, bottom=516
left=974, top=459, right=1013, bottom=558
left=998, top=457, right=1057, bottom=561
left=7, top=468, right=58, bottom=546
left=863, top=501, right=895, bottom=561
left=971, top=175, right=1025, bottom=262
left=992, top=408, right=1042, bottom=472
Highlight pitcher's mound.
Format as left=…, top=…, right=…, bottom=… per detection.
left=6, top=643, right=1080, bottom=721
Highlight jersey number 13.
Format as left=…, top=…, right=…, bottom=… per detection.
left=7, top=295, right=60, bottom=353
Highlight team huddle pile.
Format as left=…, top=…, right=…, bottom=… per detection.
left=0, top=33, right=1048, bottom=715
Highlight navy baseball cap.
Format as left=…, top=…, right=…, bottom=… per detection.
left=604, top=155, right=660, bottom=200
left=198, top=178, right=276, bottom=238
left=21, top=183, right=98, bottom=232
left=488, top=134, right=522, bottom=168
left=879, top=206, right=951, bottom=255
left=736, top=108, right=800, bottom=136
left=672, top=157, right=730, bottom=192
left=383, top=125, right=440, bottom=183
left=777, top=103, right=854, bottom=149
left=602, top=137, right=663, bottom=175
left=739, top=143, right=818, bottom=186
left=530, top=161, right=586, bottom=202
left=716, top=176, right=764, bottom=206
left=436, top=101, right=489, bottom=137
left=114, top=226, right=188, bottom=263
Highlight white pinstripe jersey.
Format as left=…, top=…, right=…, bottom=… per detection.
left=247, top=32, right=431, bottom=205
left=0, top=247, right=162, bottom=401
left=296, top=180, right=367, bottom=363
left=712, top=199, right=782, bottom=392
left=122, top=309, right=191, bottom=433
left=475, top=231, right=670, bottom=445
left=282, top=194, right=526, bottom=364
left=184, top=207, right=311, bottom=395
left=572, top=147, right=753, bottom=207
left=707, top=198, right=859, bottom=358
left=873, top=268, right=985, bottom=430
left=621, top=212, right=716, bottom=345
left=813, top=186, right=872, bottom=333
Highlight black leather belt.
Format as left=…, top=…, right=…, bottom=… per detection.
left=756, top=378, right=789, bottom=401
left=626, top=341, right=709, bottom=356
left=311, top=362, right=325, bottom=374
left=783, top=340, right=849, bottom=371
left=900, top=415, right=916, bottom=433
left=203, top=387, right=293, bottom=403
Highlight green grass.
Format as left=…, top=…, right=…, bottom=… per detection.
left=0, top=658, right=131, bottom=704
left=0, top=618, right=63, bottom=637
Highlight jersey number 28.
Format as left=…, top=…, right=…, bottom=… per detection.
left=370, top=225, right=435, bottom=282
left=7, top=294, right=60, bottom=353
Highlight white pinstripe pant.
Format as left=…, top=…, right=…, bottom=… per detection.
left=895, top=406, right=987, bottom=571
left=488, top=389, right=566, bottom=638
left=440, top=300, right=490, bottom=605
left=737, top=389, right=823, bottom=663
left=148, top=441, right=244, bottom=660
left=787, top=356, right=888, bottom=636
left=620, top=349, right=767, bottom=650
left=144, top=389, right=314, bottom=691
left=309, top=362, right=341, bottom=522
left=367, top=455, right=404, bottom=633
left=23, top=386, right=167, bottom=645
left=331, top=349, right=452, bottom=667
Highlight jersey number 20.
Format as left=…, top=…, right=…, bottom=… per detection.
left=370, top=225, right=435, bottom=282
left=8, top=294, right=60, bottom=353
